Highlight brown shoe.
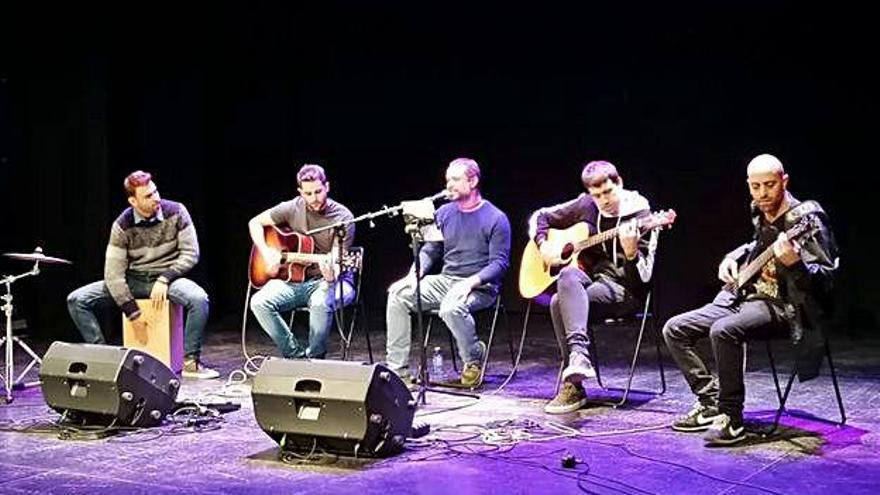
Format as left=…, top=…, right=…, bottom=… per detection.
left=544, top=382, right=587, bottom=414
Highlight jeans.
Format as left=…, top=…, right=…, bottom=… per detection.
left=662, top=290, right=788, bottom=419
left=250, top=277, right=355, bottom=359
left=549, top=266, right=635, bottom=358
left=67, top=274, right=210, bottom=358
left=385, top=273, right=497, bottom=371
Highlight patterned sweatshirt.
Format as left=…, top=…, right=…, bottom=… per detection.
left=104, top=199, right=200, bottom=319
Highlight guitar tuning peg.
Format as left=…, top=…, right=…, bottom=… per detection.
left=369, top=219, right=376, bottom=228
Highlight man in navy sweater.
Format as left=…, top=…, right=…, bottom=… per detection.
left=385, top=158, right=511, bottom=388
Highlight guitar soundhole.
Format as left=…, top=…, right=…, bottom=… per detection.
left=560, top=244, right=574, bottom=262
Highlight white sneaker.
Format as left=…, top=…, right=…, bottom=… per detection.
left=182, top=358, right=220, bottom=380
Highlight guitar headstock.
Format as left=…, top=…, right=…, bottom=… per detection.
left=640, top=209, right=677, bottom=231
left=787, top=214, right=821, bottom=242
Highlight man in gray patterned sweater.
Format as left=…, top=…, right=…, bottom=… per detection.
left=67, top=170, right=218, bottom=379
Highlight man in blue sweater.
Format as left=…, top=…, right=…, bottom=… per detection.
left=385, top=158, right=511, bottom=388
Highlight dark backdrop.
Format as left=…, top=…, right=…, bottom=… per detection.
left=1, top=3, right=876, bottom=342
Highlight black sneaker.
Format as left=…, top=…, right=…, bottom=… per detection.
left=544, top=382, right=587, bottom=414
left=671, top=403, right=723, bottom=432
left=703, top=413, right=746, bottom=446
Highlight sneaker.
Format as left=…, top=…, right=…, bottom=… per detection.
left=459, top=341, right=487, bottom=389
left=562, top=351, right=596, bottom=384
left=182, top=358, right=220, bottom=380
left=393, top=366, right=415, bottom=383
left=544, top=382, right=587, bottom=414
left=672, top=402, right=723, bottom=432
left=703, top=413, right=746, bottom=446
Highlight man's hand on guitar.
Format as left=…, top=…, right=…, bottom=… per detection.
left=260, top=247, right=282, bottom=273
left=319, top=257, right=337, bottom=282
left=718, top=257, right=739, bottom=284
left=773, top=232, right=802, bottom=266
left=619, top=219, right=640, bottom=260
left=539, top=241, right=558, bottom=266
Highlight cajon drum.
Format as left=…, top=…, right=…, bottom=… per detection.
left=122, top=300, right=184, bottom=373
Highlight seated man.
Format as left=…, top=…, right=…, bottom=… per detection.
left=248, top=164, right=355, bottom=359
left=530, top=160, right=656, bottom=414
left=67, top=170, right=218, bottom=379
left=663, top=154, right=838, bottom=446
left=385, top=158, right=511, bottom=388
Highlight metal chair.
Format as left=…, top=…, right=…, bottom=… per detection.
left=550, top=289, right=666, bottom=407
left=286, top=246, right=372, bottom=362
left=760, top=333, right=846, bottom=434
left=418, top=293, right=515, bottom=386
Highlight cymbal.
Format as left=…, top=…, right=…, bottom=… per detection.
left=3, top=250, right=72, bottom=265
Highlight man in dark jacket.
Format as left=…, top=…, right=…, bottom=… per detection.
left=663, top=154, right=839, bottom=446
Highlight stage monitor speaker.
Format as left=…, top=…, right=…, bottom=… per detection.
left=39, top=342, right=180, bottom=427
left=252, top=358, right=416, bottom=457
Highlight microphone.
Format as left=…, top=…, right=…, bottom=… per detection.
left=426, top=190, right=454, bottom=202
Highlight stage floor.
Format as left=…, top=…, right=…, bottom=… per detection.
left=2, top=313, right=879, bottom=494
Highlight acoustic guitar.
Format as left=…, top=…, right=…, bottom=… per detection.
left=518, top=210, right=677, bottom=298
left=248, top=225, right=356, bottom=289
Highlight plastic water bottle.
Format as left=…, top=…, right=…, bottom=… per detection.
left=431, top=346, right=444, bottom=378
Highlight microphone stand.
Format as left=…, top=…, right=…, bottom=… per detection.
left=305, top=199, right=419, bottom=363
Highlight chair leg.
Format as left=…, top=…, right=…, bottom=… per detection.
left=825, top=339, right=847, bottom=425
left=477, top=300, right=501, bottom=385
left=448, top=331, right=459, bottom=373
left=503, top=306, right=515, bottom=367
left=613, top=313, right=649, bottom=407
left=650, top=317, right=667, bottom=394
left=771, top=364, right=798, bottom=434
left=588, top=326, right=604, bottom=390
left=766, top=341, right=784, bottom=404
left=361, top=301, right=374, bottom=364
left=545, top=301, right=566, bottom=395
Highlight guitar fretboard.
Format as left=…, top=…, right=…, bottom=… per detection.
left=733, top=218, right=813, bottom=291
left=573, top=218, right=649, bottom=250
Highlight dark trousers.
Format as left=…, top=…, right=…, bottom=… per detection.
left=549, top=266, right=635, bottom=358
left=662, top=291, right=788, bottom=419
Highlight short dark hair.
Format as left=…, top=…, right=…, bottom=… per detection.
left=580, top=160, right=620, bottom=188
left=449, top=157, right=481, bottom=181
left=123, top=170, right=152, bottom=197
left=296, top=164, right=327, bottom=186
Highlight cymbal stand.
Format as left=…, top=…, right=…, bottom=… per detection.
left=1, top=260, right=44, bottom=404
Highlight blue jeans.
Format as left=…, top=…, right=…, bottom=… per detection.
left=67, top=274, right=210, bottom=358
left=385, top=273, right=497, bottom=371
left=249, top=278, right=355, bottom=359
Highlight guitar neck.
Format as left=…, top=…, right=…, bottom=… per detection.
left=735, top=247, right=775, bottom=289
left=573, top=219, right=644, bottom=251
left=282, top=252, right=329, bottom=265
